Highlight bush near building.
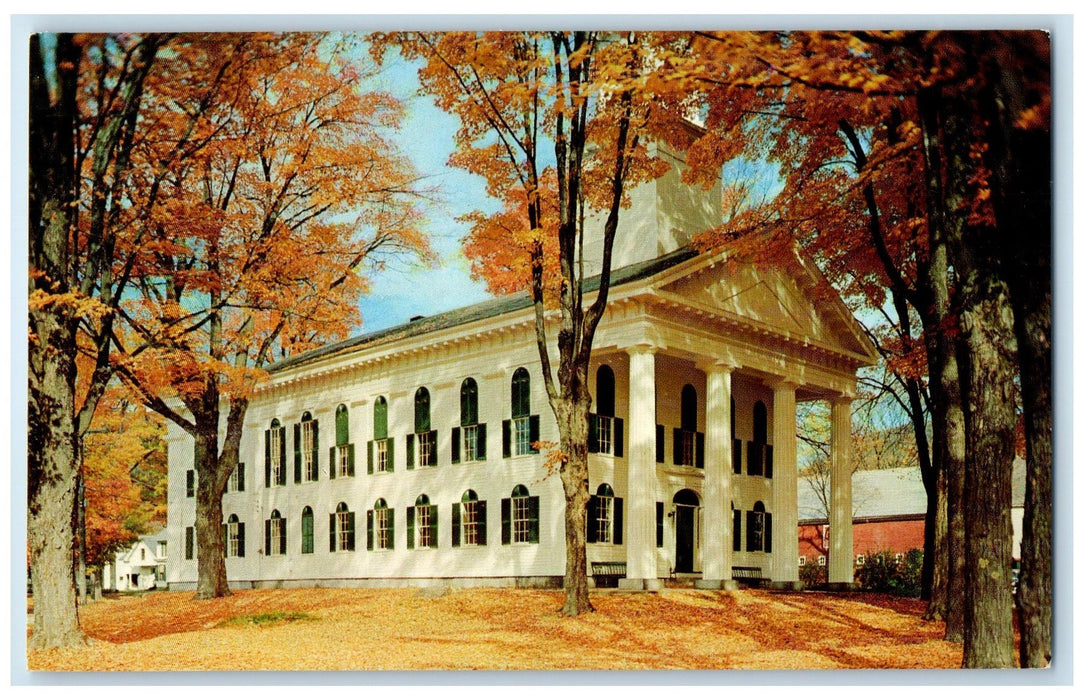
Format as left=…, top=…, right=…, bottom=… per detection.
left=855, top=549, right=923, bottom=597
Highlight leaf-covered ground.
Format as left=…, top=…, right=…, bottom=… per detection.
left=27, top=587, right=963, bottom=671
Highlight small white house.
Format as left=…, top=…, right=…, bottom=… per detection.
left=105, top=529, right=168, bottom=592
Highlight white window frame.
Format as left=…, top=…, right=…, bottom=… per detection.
left=463, top=424, right=480, bottom=463
left=856, top=553, right=866, bottom=565
left=416, top=504, right=432, bottom=548
left=817, top=555, right=826, bottom=566
left=597, top=414, right=614, bottom=455
left=302, top=419, right=317, bottom=481
left=375, top=438, right=389, bottom=473
left=596, top=493, right=613, bottom=544
left=337, top=510, right=353, bottom=551
left=228, top=466, right=240, bottom=492
left=228, top=520, right=242, bottom=557
left=513, top=417, right=532, bottom=457
left=462, top=499, right=481, bottom=546
left=418, top=430, right=436, bottom=467
left=270, top=516, right=286, bottom=556
left=798, top=555, right=807, bottom=566
left=336, top=445, right=350, bottom=478
left=375, top=507, right=391, bottom=551
left=512, top=494, right=531, bottom=543
left=680, top=429, right=696, bottom=466
left=271, top=429, right=284, bottom=485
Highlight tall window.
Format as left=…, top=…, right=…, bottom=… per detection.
left=295, top=410, right=319, bottom=483
left=503, top=368, right=539, bottom=457
left=408, top=494, right=438, bottom=549
left=501, top=484, right=540, bottom=545
left=746, top=501, right=772, bottom=553
left=408, top=387, right=437, bottom=468
left=301, top=506, right=314, bottom=554
left=674, top=384, right=704, bottom=468
left=368, top=397, right=394, bottom=474
left=367, top=498, right=394, bottom=551
left=227, top=462, right=245, bottom=492
left=453, top=378, right=487, bottom=464
left=330, top=502, right=356, bottom=552
left=589, top=365, right=623, bottom=457
left=226, top=514, right=245, bottom=558
left=265, top=509, right=286, bottom=556
left=332, top=404, right=355, bottom=478
left=265, top=418, right=287, bottom=486
left=453, top=489, right=487, bottom=547
left=587, top=483, right=623, bottom=544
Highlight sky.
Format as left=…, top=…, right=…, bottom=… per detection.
left=353, top=47, right=498, bottom=333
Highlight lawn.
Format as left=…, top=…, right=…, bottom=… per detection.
left=27, top=586, right=963, bottom=671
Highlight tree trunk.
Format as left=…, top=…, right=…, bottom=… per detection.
left=193, top=427, right=231, bottom=599
left=557, top=395, right=594, bottom=616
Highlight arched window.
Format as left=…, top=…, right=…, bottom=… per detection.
left=330, top=502, right=356, bottom=552
left=409, top=387, right=437, bottom=468
left=589, top=365, right=623, bottom=457
left=454, top=378, right=487, bottom=464
left=265, top=418, right=286, bottom=487
left=368, top=397, right=393, bottom=474
left=226, top=514, right=245, bottom=558
left=265, top=509, right=286, bottom=556
left=746, top=500, right=772, bottom=553
left=301, top=506, right=314, bottom=554
left=332, top=404, right=355, bottom=479
left=505, top=369, right=539, bottom=457
left=408, top=493, right=437, bottom=549
left=749, top=400, right=770, bottom=477
left=296, top=410, right=318, bottom=483
left=587, top=483, right=623, bottom=545
left=367, top=498, right=394, bottom=551
left=336, top=404, right=350, bottom=445
left=453, top=489, right=487, bottom=547
left=502, top=484, right=539, bottom=544
left=674, top=385, right=703, bottom=468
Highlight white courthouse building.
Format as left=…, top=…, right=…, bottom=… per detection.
left=166, top=143, right=878, bottom=592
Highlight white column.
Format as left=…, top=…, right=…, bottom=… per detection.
left=770, top=380, right=800, bottom=588
left=622, top=345, right=659, bottom=589
left=698, top=362, right=737, bottom=589
left=829, top=397, right=855, bottom=587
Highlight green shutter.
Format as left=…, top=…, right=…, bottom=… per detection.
left=501, top=498, right=511, bottom=544
left=329, top=447, right=337, bottom=479
left=265, top=520, right=271, bottom=555
left=528, top=496, right=540, bottom=544
left=586, top=495, right=599, bottom=543
left=764, top=513, right=773, bottom=554
left=429, top=504, right=438, bottom=548
left=502, top=419, right=511, bottom=458
left=336, top=406, right=349, bottom=445
left=529, top=415, right=540, bottom=453
left=237, top=462, right=245, bottom=492
left=431, top=430, right=438, bottom=466
left=387, top=508, right=395, bottom=550
left=386, top=437, right=395, bottom=473
left=614, top=418, right=624, bottom=458
left=613, top=497, right=623, bottom=545
left=294, top=423, right=302, bottom=483
left=346, top=511, right=356, bottom=551
left=656, top=425, right=665, bottom=463
left=765, top=445, right=774, bottom=479
left=185, top=527, right=194, bottom=560
left=367, top=440, right=374, bottom=474
left=329, top=513, right=337, bottom=552
left=366, top=510, right=374, bottom=551
left=277, top=428, right=287, bottom=485
left=587, top=413, right=599, bottom=454
left=656, top=502, right=664, bottom=547
left=237, top=522, right=245, bottom=558
left=733, top=509, right=742, bottom=552
left=478, top=500, right=488, bottom=545
left=451, top=427, right=461, bottom=464
left=281, top=518, right=288, bottom=555
left=746, top=511, right=755, bottom=552
left=347, top=443, right=355, bottom=476
left=265, top=430, right=272, bottom=487
left=696, top=432, right=705, bottom=469
left=312, top=420, right=319, bottom=478
left=673, top=428, right=682, bottom=465
left=406, top=506, right=415, bottom=550
left=452, top=503, right=461, bottom=547
left=407, top=433, right=415, bottom=469
left=477, top=423, right=487, bottom=461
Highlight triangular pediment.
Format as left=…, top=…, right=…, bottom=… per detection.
left=656, top=254, right=872, bottom=359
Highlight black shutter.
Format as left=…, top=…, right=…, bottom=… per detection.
left=614, top=418, right=624, bottom=458
left=387, top=508, right=395, bottom=550
left=586, top=495, right=599, bottom=543
left=696, top=432, right=705, bottom=469
left=346, top=511, right=356, bottom=551
left=529, top=415, right=540, bottom=453
left=406, top=506, right=415, bottom=550
left=264, top=430, right=272, bottom=487
left=429, top=505, right=438, bottom=548
left=451, top=427, right=461, bottom=464
left=764, top=513, right=773, bottom=553
left=452, top=503, right=461, bottom=547
left=185, top=527, right=194, bottom=560
left=477, top=423, right=487, bottom=460
left=733, top=509, right=742, bottom=552
left=347, top=444, right=355, bottom=476
left=656, top=425, right=665, bottom=463
left=366, top=510, right=373, bottom=551
left=528, top=496, right=540, bottom=543
left=330, top=514, right=337, bottom=552
left=732, top=438, right=742, bottom=475
left=587, top=413, right=599, bottom=453
left=237, top=523, right=245, bottom=558
left=312, top=420, right=319, bottom=477
left=613, top=497, right=624, bottom=545
left=237, top=462, right=245, bottom=492
left=294, top=423, right=302, bottom=483
left=186, top=470, right=194, bottom=498
left=478, top=501, right=488, bottom=545
left=502, top=420, right=511, bottom=458
left=367, top=440, right=374, bottom=474
left=673, top=428, right=682, bottom=465
left=746, top=511, right=755, bottom=552
left=406, top=433, right=415, bottom=469
left=329, top=447, right=337, bottom=479
left=655, top=502, right=664, bottom=547
left=765, top=445, right=774, bottom=479
left=277, top=429, right=287, bottom=485
left=265, top=520, right=271, bottom=556
left=501, top=498, right=511, bottom=544
left=431, top=430, right=438, bottom=466
left=386, top=437, right=394, bottom=473
left=749, top=442, right=762, bottom=477
left=281, top=519, right=287, bottom=555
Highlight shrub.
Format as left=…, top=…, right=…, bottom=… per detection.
left=854, top=549, right=923, bottom=597
left=799, top=561, right=827, bottom=590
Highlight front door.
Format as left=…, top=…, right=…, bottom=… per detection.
left=674, top=489, right=700, bottom=573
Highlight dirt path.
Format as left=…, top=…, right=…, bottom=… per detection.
left=27, top=587, right=963, bottom=671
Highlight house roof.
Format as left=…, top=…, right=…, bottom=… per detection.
left=798, top=459, right=1026, bottom=524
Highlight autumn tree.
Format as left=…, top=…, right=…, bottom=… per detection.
left=106, top=33, right=430, bottom=599
left=381, top=31, right=692, bottom=615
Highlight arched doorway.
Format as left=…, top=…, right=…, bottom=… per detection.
left=673, top=488, right=700, bottom=573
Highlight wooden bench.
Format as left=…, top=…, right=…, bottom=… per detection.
left=732, top=566, right=767, bottom=586
left=591, top=561, right=627, bottom=588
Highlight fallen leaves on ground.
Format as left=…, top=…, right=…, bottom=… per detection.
left=27, top=587, right=963, bottom=671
